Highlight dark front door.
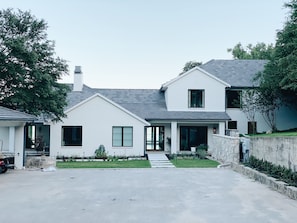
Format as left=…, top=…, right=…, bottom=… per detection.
left=180, top=126, right=207, bottom=151
left=145, top=126, right=164, bottom=151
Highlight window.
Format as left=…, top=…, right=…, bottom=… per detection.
left=112, top=127, right=133, bottom=147
left=62, top=126, right=82, bottom=146
left=188, top=90, right=204, bottom=108
left=226, top=90, right=241, bottom=108
left=228, top=121, right=237, bottom=130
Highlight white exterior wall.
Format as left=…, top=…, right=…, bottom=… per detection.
left=50, top=95, right=148, bottom=158
left=0, top=127, right=9, bottom=151
left=165, top=69, right=227, bottom=112
left=0, top=125, right=25, bottom=169
left=14, top=126, right=25, bottom=169
left=227, top=106, right=297, bottom=134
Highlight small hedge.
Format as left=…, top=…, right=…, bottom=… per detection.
left=246, top=156, right=297, bottom=187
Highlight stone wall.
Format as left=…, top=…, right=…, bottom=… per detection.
left=250, top=137, right=297, bottom=171
left=231, top=162, right=297, bottom=200
left=26, top=156, right=56, bottom=169
left=209, top=134, right=240, bottom=164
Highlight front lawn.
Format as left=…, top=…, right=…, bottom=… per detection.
left=170, top=159, right=219, bottom=168
left=56, top=160, right=151, bottom=168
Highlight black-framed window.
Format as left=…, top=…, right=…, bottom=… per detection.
left=228, top=121, right=237, bottom=130
left=188, top=89, right=204, bottom=108
left=112, top=127, right=133, bottom=147
left=62, top=126, right=82, bottom=146
left=226, top=90, right=241, bottom=108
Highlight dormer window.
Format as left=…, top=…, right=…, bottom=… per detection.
left=188, top=89, right=204, bottom=108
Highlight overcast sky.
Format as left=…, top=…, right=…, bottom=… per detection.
left=1, top=0, right=289, bottom=89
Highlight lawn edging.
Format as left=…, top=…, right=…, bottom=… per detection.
left=231, top=162, right=297, bottom=200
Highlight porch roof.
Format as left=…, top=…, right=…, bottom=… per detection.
left=0, top=106, right=36, bottom=121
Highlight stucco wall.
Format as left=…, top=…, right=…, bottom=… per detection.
left=165, top=69, right=227, bottom=112
left=209, top=134, right=240, bottom=164
left=0, top=127, right=9, bottom=151
left=251, top=137, right=297, bottom=171
left=227, top=106, right=297, bottom=135
left=50, top=95, right=147, bottom=158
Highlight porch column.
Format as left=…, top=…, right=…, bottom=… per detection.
left=219, top=122, right=225, bottom=135
left=9, top=126, right=15, bottom=153
left=171, top=121, right=177, bottom=154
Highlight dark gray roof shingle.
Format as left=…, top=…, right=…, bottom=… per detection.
left=200, top=59, right=267, bottom=87
left=66, top=85, right=230, bottom=121
left=0, top=106, right=36, bottom=121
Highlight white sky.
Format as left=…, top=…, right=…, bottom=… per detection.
left=1, top=0, right=289, bottom=89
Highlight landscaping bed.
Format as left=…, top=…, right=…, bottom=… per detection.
left=231, top=162, right=297, bottom=200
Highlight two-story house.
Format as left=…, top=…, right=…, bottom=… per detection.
left=23, top=59, right=297, bottom=161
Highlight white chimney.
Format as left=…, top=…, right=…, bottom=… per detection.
left=73, top=66, right=83, bottom=91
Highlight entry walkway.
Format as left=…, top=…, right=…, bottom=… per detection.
left=147, top=152, right=175, bottom=168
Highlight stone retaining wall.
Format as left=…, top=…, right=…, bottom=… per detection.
left=209, top=134, right=240, bottom=164
left=251, top=137, right=297, bottom=171
left=26, top=156, right=56, bottom=169
left=231, top=162, right=297, bottom=200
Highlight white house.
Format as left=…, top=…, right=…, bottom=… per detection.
left=20, top=60, right=297, bottom=163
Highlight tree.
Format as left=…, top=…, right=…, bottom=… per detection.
left=227, top=42, right=274, bottom=60
left=0, top=9, right=69, bottom=121
left=180, top=61, right=202, bottom=75
left=256, top=0, right=297, bottom=116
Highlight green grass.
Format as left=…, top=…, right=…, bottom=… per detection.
left=57, top=160, right=151, bottom=168
left=250, top=132, right=297, bottom=137
left=170, top=159, right=220, bottom=168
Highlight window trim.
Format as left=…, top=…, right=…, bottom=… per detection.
left=188, top=89, right=205, bottom=108
left=226, top=90, right=241, bottom=108
left=61, top=126, right=82, bottom=146
left=227, top=121, right=237, bottom=130
left=112, top=126, right=133, bottom=147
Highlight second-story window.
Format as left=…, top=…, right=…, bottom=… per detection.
left=188, top=89, right=204, bottom=108
left=226, top=90, right=241, bottom=108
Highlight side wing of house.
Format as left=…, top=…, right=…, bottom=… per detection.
left=50, top=93, right=150, bottom=158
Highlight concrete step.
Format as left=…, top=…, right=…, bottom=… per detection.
left=147, top=153, right=175, bottom=168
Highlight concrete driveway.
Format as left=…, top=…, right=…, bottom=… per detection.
left=1, top=168, right=297, bottom=223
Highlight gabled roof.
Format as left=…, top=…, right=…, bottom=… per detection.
left=199, top=59, right=267, bottom=87
left=0, top=106, right=36, bottom=121
left=160, top=66, right=230, bottom=91
left=66, top=92, right=150, bottom=125
left=66, top=85, right=230, bottom=122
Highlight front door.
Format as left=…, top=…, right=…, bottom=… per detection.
left=180, top=126, right=207, bottom=151
left=145, top=126, right=164, bottom=151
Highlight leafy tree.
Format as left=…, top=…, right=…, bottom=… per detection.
left=227, top=42, right=274, bottom=60
left=180, top=61, right=202, bottom=75
left=0, top=9, right=69, bottom=121
left=255, top=0, right=297, bottom=131
left=240, top=89, right=259, bottom=122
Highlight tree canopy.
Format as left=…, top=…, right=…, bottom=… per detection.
left=0, top=9, right=69, bottom=121
left=180, top=61, right=202, bottom=75
left=227, top=42, right=275, bottom=60
left=257, top=0, right=297, bottom=108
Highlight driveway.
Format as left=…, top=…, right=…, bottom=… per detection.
left=1, top=168, right=297, bottom=223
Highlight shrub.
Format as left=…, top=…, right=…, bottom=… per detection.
left=95, top=145, right=107, bottom=159
left=246, top=156, right=297, bottom=187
